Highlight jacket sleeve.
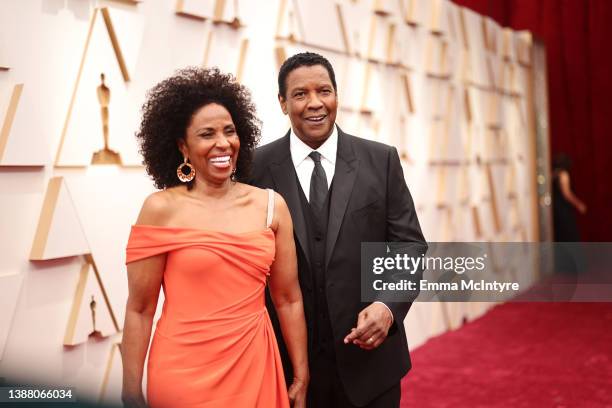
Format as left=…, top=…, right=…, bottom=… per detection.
left=381, top=146, right=428, bottom=331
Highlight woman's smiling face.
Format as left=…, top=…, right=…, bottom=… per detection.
left=179, top=103, right=240, bottom=186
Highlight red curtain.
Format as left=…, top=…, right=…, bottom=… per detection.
left=453, top=0, right=612, bottom=241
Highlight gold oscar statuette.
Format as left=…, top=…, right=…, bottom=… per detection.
left=213, top=0, right=243, bottom=29
left=89, top=294, right=103, bottom=338
left=228, top=0, right=242, bottom=29
left=91, top=73, right=122, bottom=165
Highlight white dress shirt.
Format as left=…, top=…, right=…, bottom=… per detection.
left=289, top=125, right=394, bottom=324
left=290, top=125, right=337, bottom=201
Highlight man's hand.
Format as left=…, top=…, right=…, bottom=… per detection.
left=343, top=303, right=394, bottom=350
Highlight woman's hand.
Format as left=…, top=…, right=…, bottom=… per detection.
left=122, top=391, right=147, bottom=408
left=287, top=376, right=308, bottom=408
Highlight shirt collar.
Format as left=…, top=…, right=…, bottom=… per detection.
left=290, top=124, right=338, bottom=167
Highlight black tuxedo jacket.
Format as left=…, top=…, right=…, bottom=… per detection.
left=250, top=127, right=427, bottom=406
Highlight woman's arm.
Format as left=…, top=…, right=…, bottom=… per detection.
left=558, top=171, right=587, bottom=214
left=121, top=194, right=168, bottom=407
left=121, top=256, right=164, bottom=407
left=268, top=193, right=309, bottom=408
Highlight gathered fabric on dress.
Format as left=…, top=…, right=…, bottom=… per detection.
left=125, top=190, right=289, bottom=408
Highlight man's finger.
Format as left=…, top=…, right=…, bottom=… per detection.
left=372, top=335, right=386, bottom=348
left=352, top=320, right=380, bottom=343
left=346, top=312, right=372, bottom=338
left=355, top=311, right=368, bottom=330
left=345, top=308, right=380, bottom=343
left=353, top=328, right=376, bottom=344
left=347, top=314, right=378, bottom=343
left=357, top=330, right=388, bottom=349
left=357, top=338, right=384, bottom=350
left=344, top=327, right=359, bottom=343
left=357, top=341, right=375, bottom=350
left=345, top=324, right=370, bottom=343
left=354, top=330, right=378, bottom=346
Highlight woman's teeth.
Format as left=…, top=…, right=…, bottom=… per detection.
left=209, top=155, right=231, bottom=168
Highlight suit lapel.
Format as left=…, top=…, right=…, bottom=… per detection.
left=268, top=133, right=311, bottom=267
left=326, top=129, right=359, bottom=268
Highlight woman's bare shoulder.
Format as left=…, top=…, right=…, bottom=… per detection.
left=237, top=183, right=269, bottom=204
left=136, top=189, right=180, bottom=226
left=244, top=185, right=288, bottom=211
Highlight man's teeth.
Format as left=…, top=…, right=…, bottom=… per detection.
left=306, top=116, right=325, bottom=122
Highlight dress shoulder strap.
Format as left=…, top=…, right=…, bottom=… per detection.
left=266, top=188, right=275, bottom=228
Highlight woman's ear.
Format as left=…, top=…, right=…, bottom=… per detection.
left=177, top=138, right=187, bottom=159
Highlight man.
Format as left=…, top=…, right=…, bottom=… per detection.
left=250, top=52, right=427, bottom=407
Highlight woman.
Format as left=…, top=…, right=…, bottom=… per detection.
left=552, top=153, right=587, bottom=241
left=121, top=67, right=308, bottom=407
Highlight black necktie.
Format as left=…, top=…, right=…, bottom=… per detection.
left=309, top=151, right=328, bottom=211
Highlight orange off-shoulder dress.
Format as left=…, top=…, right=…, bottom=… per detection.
left=126, top=207, right=289, bottom=407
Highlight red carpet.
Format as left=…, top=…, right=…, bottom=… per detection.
left=401, top=303, right=612, bottom=407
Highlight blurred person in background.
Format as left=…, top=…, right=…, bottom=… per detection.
left=552, top=153, right=587, bottom=242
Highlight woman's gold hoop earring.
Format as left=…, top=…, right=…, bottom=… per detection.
left=177, top=157, right=195, bottom=182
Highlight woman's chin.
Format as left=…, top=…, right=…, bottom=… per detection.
left=203, top=171, right=233, bottom=185
left=209, top=164, right=232, bottom=174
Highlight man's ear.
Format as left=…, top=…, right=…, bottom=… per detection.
left=278, top=94, right=288, bottom=115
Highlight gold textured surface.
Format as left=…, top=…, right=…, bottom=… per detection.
left=0, top=84, right=23, bottom=163
left=29, top=177, right=63, bottom=260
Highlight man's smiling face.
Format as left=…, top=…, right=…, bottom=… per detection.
left=279, top=64, right=338, bottom=149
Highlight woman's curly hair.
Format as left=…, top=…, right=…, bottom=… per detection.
left=136, top=67, right=261, bottom=189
